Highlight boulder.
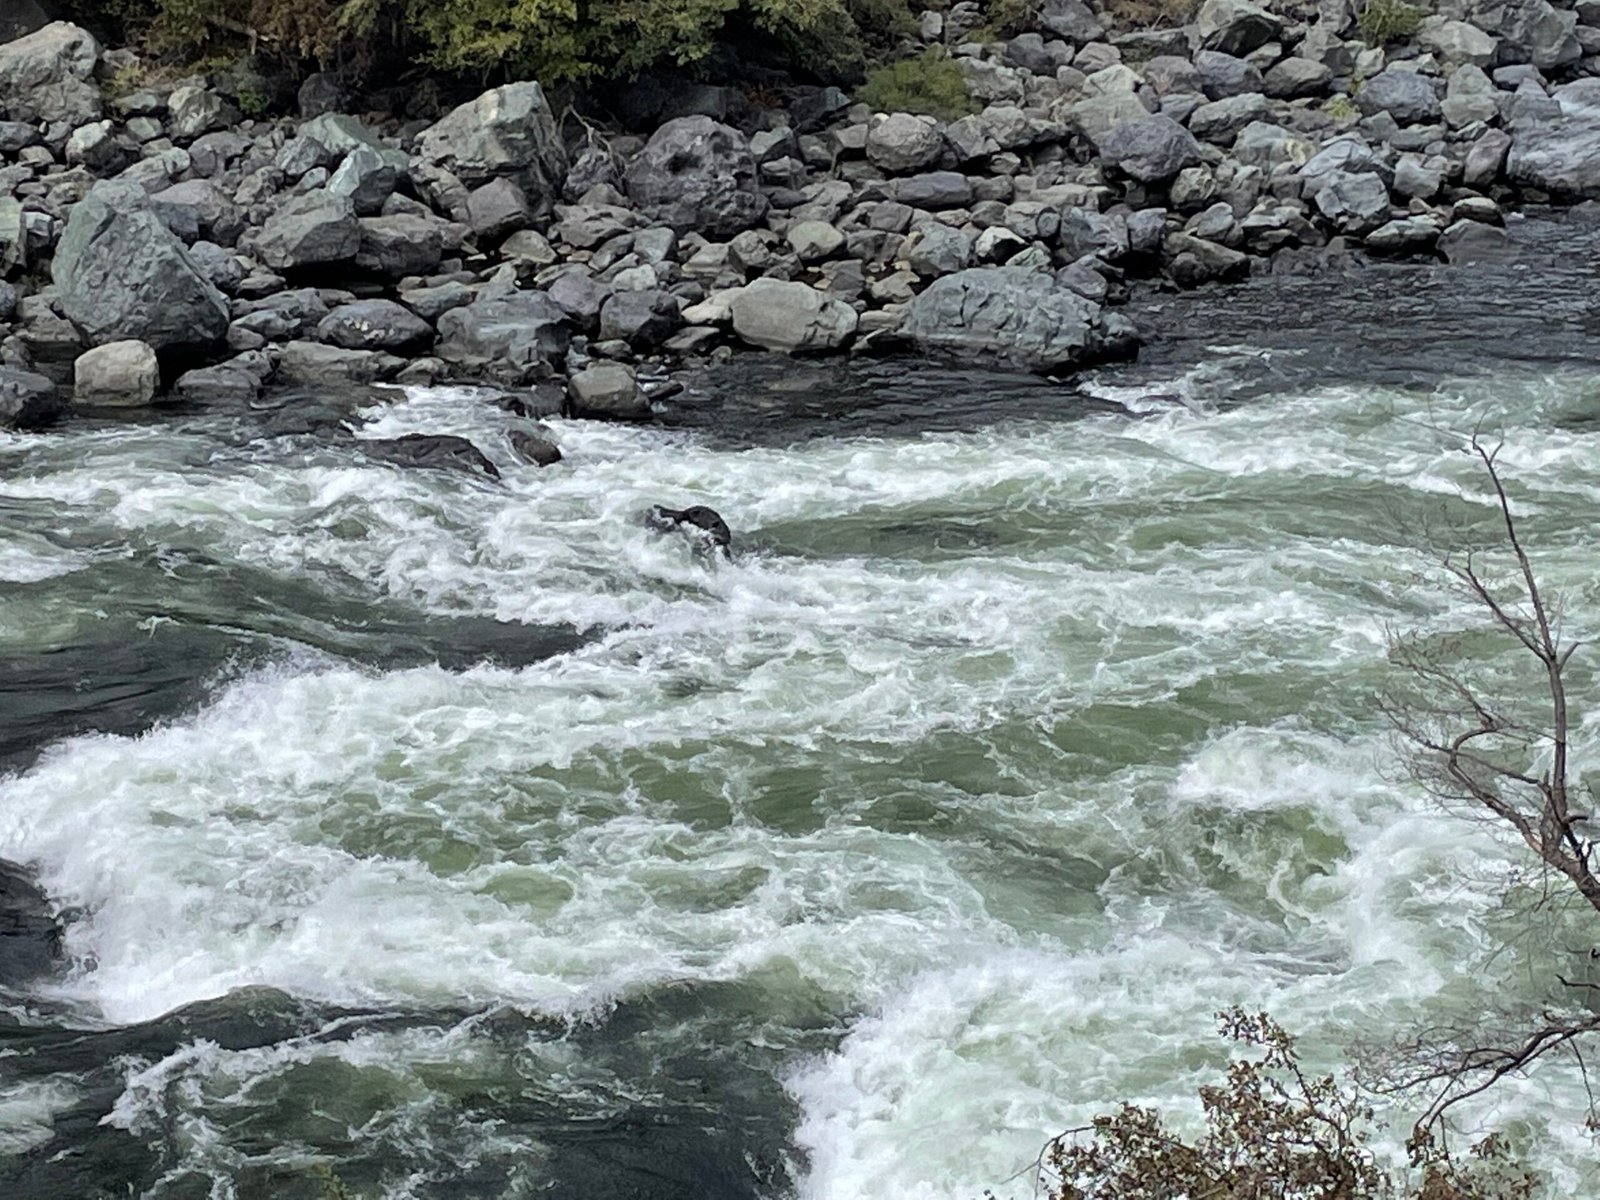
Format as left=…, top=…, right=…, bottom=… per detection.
left=1263, top=57, right=1332, bottom=98
left=466, top=177, right=530, bottom=242
left=624, top=116, right=767, bottom=238
left=416, top=82, right=568, bottom=210
left=278, top=341, right=405, bottom=385
left=901, top=266, right=1138, bottom=373
left=355, top=214, right=444, bottom=280
left=317, top=300, right=433, bottom=352
left=892, top=170, right=976, bottom=208
left=1101, top=115, right=1203, bottom=181
left=152, top=180, right=245, bottom=247
left=1193, top=49, right=1265, bottom=99
left=0, top=21, right=101, bottom=125
left=598, top=289, right=681, bottom=350
left=1418, top=17, right=1499, bottom=67
left=908, top=222, right=974, bottom=276
left=1471, top=0, right=1579, bottom=69
left=865, top=113, right=946, bottom=173
left=787, top=220, right=845, bottom=262
left=52, top=183, right=229, bottom=351
left=1039, top=0, right=1104, bottom=42
left=1231, top=120, right=1317, bottom=170
left=1187, top=93, right=1271, bottom=143
left=1310, top=169, right=1392, bottom=234
left=364, top=434, right=500, bottom=479
left=1465, top=127, right=1513, bottom=187
left=509, top=428, right=562, bottom=466
left=1507, top=115, right=1600, bottom=196
left=0, top=365, right=61, bottom=430
left=73, top=339, right=159, bottom=407
left=1194, top=0, right=1283, bottom=55
left=1357, top=69, right=1442, bottom=125
left=435, top=291, right=570, bottom=373
left=166, top=85, right=234, bottom=140
left=567, top=363, right=651, bottom=420
left=728, top=278, right=858, bottom=353
left=328, top=144, right=398, bottom=215
left=254, top=191, right=360, bottom=270
left=299, top=113, right=407, bottom=170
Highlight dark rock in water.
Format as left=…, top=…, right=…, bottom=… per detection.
left=646, top=504, right=733, bottom=557
left=364, top=433, right=501, bottom=479
left=0, top=861, right=60, bottom=988
left=509, top=428, right=562, bottom=466
left=0, top=365, right=63, bottom=430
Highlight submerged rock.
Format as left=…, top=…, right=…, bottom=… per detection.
left=646, top=504, right=733, bottom=558
left=364, top=433, right=500, bottom=479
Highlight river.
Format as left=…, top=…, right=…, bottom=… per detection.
left=1, top=213, right=1599, bottom=1199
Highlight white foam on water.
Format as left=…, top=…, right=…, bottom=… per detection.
left=0, top=1074, right=81, bottom=1156
left=1, top=379, right=1598, bottom=1195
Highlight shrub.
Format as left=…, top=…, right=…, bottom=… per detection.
left=857, top=48, right=976, bottom=120
left=1033, top=1010, right=1536, bottom=1200
left=1357, top=0, right=1426, bottom=45
left=86, top=0, right=925, bottom=83
left=1325, top=93, right=1359, bottom=121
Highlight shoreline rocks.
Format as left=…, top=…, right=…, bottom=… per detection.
left=0, top=1, right=1594, bottom=430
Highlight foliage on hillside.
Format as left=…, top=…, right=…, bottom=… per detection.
left=82, top=0, right=921, bottom=83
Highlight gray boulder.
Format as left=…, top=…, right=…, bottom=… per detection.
left=356, top=214, right=444, bottom=280
left=417, top=82, right=568, bottom=210
left=317, top=300, right=433, bottom=352
left=436, top=291, right=570, bottom=373
left=328, top=144, right=398, bottom=215
left=1357, top=69, right=1442, bottom=124
left=1465, top=127, right=1513, bottom=187
left=728, top=278, right=858, bottom=353
left=1194, top=49, right=1265, bottom=99
left=1187, top=93, right=1271, bottom=143
left=893, top=170, right=976, bottom=208
left=901, top=266, right=1138, bottom=373
left=466, top=177, right=530, bottom=242
left=254, top=191, right=360, bottom=271
left=567, top=363, right=651, bottom=421
left=73, top=339, right=159, bottom=406
left=598, top=289, right=681, bottom=350
left=153, top=180, right=245, bottom=247
left=1194, top=0, right=1283, bottom=55
left=278, top=341, right=405, bottom=386
left=299, top=113, right=407, bottom=171
left=1310, top=170, right=1392, bottom=234
left=1507, top=115, right=1600, bottom=196
left=0, top=365, right=61, bottom=430
left=624, top=116, right=767, bottom=238
left=1264, top=57, right=1332, bottom=98
left=865, top=113, right=946, bottom=173
left=0, top=22, right=101, bottom=125
left=1101, top=115, right=1203, bottom=181
left=166, top=84, right=234, bottom=140
left=908, top=223, right=974, bottom=277
left=1039, top=0, right=1104, bottom=42
left=52, top=183, right=229, bottom=351
left=1472, top=0, right=1579, bottom=69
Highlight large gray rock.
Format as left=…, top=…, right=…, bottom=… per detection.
left=1194, top=0, right=1283, bottom=55
left=1263, top=57, right=1332, bottom=98
left=908, top=223, right=974, bottom=277
left=1039, top=0, right=1104, bottom=42
left=865, top=113, right=946, bottom=173
left=416, top=82, right=568, bottom=210
left=317, top=300, right=433, bottom=351
left=1507, top=114, right=1600, bottom=196
left=1471, top=0, right=1580, bottom=69
left=328, top=144, right=398, bottom=215
left=599, top=289, right=681, bottom=350
left=902, top=266, right=1138, bottom=373
left=1194, top=49, right=1265, bottom=99
left=52, top=183, right=229, bottom=351
left=254, top=192, right=360, bottom=270
left=624, top=116, right=767, bottom=238
left=153, top=180, right=245, bottom=247
left=166, top=84, right=234, bottom=140
left=1187, top=93, right=1271, bottom=143
left=567, top=362, right=650, bottom=420
left=1310, top=169, right=1392, bottom=234
left=728, top=278, right=858, bottom=353
left=1418, top=17, right=1499, bottom=67
left=0, top=365, right=62, bottom=430
left=892, top=170, right=976, bottom=208
left=355, top=214, right=443, bottom=280
left=436, top=291, right=570, bottom=373
left=1101, top=115, right=1203, bottom=181
left=73, top=339, right=159, bottom=407
left=0, top=21, right=101, bottom=125
left=1357, top=69, right=1442, bottom=124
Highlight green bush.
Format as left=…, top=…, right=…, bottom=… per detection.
left=857, top=49, right=976, bottom=121
left=1357, top=0, right=1426, bottom=44
left=87, top=0, right=923, bottom=83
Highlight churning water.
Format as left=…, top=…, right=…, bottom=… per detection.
left=4, top=218, right=1600, bottom=1199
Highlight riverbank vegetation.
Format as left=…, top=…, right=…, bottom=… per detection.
left=67, top=0, right=926, bottom=83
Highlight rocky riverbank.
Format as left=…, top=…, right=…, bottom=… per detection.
left=1, top=0, right=1598, bottom=452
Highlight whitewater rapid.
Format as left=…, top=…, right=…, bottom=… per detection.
left=1, top=360, right=1597, bottom=1198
